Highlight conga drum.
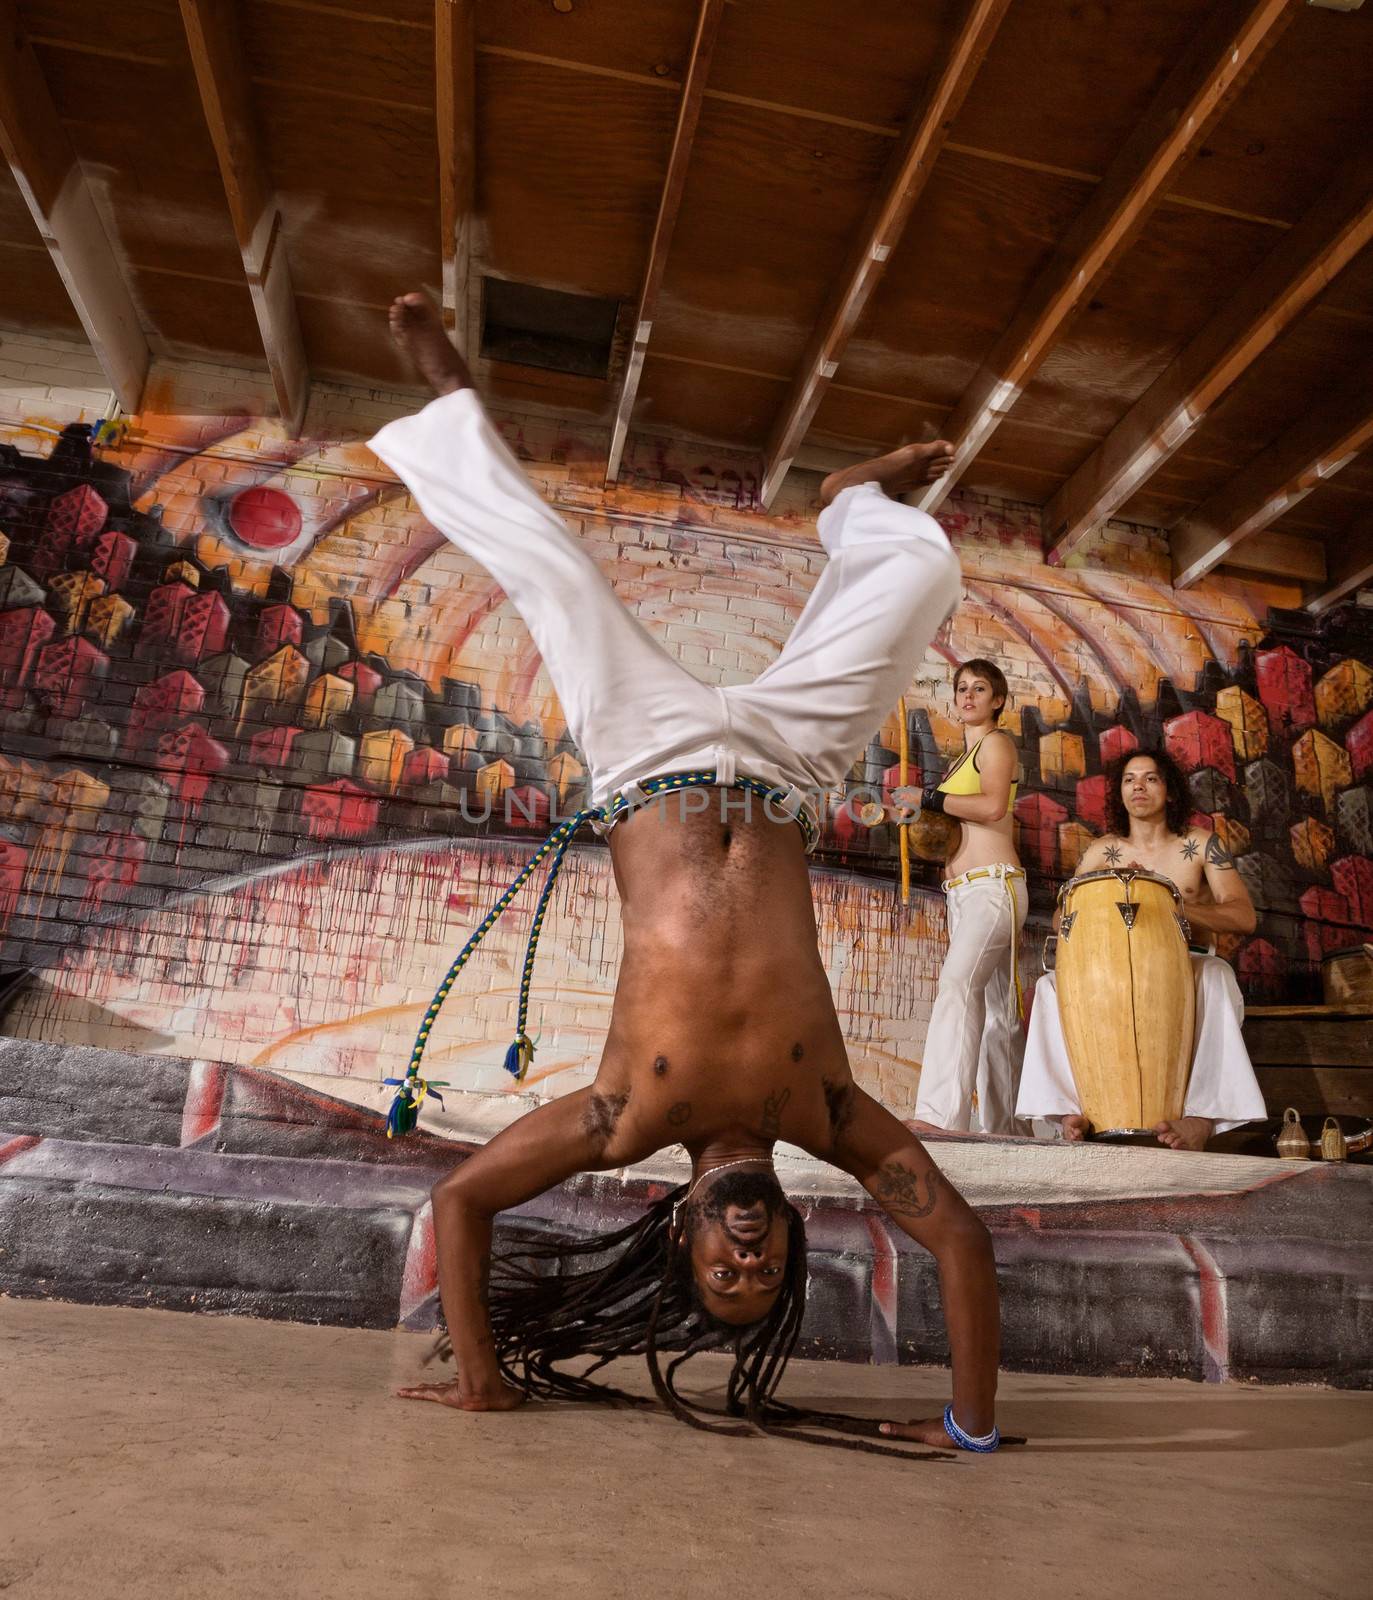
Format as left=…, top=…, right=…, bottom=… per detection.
left=1055, top=868, right=1195, bottom=1136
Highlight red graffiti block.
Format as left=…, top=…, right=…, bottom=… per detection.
left=79, top=830, right=146, bottom=915
left=1255, top=645, right=1316, bottom=741
left=401, top=745, right=449, bottom=791
left=1236, top=937, right=1286, bottom=1002
left=338, top=660, right=383, bottom=708
left=1164, top=710, right=1236, bottom=783
left=174, top=590, right=231, bottom=666
left=249, top=725, right=302, bottom=769
left=1299, top=885, right=1357, bottom=963
left=127, top=670, right=205, bottom=749
left=153, top=720, right=230, bottom=809
left=506, top=785, right=552, bottom=830
left=32, top=484, right=108, bottom=577
left=1097, top=725, right=1138, bottom=767
left=136, top=581, right=196, bottom=658
left=1014, top=791, right=1069, bottom=876
left=1348, top=709, right=1373, bottom=782
left=1075, top=773, right=1109, bottom=832
left=0, top=605, right=56, bottom=692
left=32, top=635, right=109, bottom=717
left=302, top=778, right=381, bottom=841
left=1331, top=856, right=1373, bottom=929
left=255, top=603, right=304, bottom=660
left=47, top=482, right=107, bottom=545
left=88, top=528, right=136, bottom=592
left=0, top=838, right=27, bottom=933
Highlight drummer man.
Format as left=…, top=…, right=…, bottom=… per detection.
left=1016, top=747, right=1267, bottom=1151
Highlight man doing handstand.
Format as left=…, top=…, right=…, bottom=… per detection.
left=370, top=293, right=1003, bottom=1455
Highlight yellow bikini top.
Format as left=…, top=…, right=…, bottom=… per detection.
left=937, top=731, right=1018, bottom=804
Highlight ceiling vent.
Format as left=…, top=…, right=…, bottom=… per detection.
left=480, top=278, right=620, bottom=379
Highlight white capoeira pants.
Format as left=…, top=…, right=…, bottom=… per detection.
left=1015, top=954, right=1268, bottom=1133
left=369, top=389, right=962, bottom=832
left=914, top=866, right=1027, bottom=1135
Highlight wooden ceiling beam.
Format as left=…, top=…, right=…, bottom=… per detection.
left=1172, top=379, right=1373, bottom=589
left=606, top=0, right=725, bottom=486
left=1218, top=528, right=1327, bottom=584
left=915, top=0, right=1295, bottom=517
left=0, top=2, right=149, bottom=409
left=1306, top=518, right=1373, bottom=614
left=179, top=0, right=309, bottom=434
left=436, top=0, right=476, bottom=354
left=1045, top=153, right=1373, bottom=562
left=757, top=0, right=1012, bottom=508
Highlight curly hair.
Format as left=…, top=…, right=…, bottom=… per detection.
left=1104, top=746, right=1191, bottom=838
left=427, top=1185, right=951, bottom=1461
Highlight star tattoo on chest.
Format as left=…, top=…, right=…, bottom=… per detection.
left=1103, top=843, right=1123, bottom=866
left=1181, top=837, right=1199, bottom=861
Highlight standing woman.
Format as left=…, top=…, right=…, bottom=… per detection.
left=895, top=659, right=1026, bottom=1134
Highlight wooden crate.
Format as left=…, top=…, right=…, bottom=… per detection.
left=1323, top=946, right=1373, bottom=1007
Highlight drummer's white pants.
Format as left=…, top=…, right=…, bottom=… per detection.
left=1015, top=955, right=1268, bottom=1133
left=369, top=389, right=962, bottom=825
left=914, top=868, right=1028, bottom=1135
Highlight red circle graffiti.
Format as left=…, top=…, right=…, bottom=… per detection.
left=228, top=486, right=302, bottom=550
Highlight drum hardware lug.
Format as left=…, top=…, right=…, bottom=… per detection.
left=1116, top=901, right=1139, bottom=930
left=1175, top=912, right=1191, bottom=943
left=1058, top=912, right=1076, bottom=941
left=1042, top=934, right=1058, bottom=971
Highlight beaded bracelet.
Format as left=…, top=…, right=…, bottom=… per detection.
left=943, top=1403, right=1000, bottom=1453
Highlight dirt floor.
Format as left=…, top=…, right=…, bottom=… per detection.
left=1, top=1298, right=1369, bottom=1600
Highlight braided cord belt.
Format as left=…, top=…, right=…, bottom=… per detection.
left=383, top=769, right=817, bottom=1136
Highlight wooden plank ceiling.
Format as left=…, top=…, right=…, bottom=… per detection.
left=3, top=0, right=1372, bottom=607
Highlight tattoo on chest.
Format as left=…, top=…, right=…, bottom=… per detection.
left=583, top=1090, right=629, bottom=1141
left=1181, top=837, right=1199, bottom=861
left=1204, top=832, right=1236, bottom=869
left=760, top=1087, right=791, bottom=1141
left=667, top=1101, right=692, bottom=1127
left=873, top=1162, right=941, bottom=1219
left=1103, top=844, right=1123, bottom=866
left=823, top=1079, right=855, bottom=1138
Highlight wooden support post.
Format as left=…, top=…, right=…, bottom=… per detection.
left=0, top=1, right=149, bottom=410
left=435, top=0, right=476, bottom=354
left=179, top=0, right=310, bottom=435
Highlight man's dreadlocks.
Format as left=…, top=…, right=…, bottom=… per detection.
left=427, top=1183, right=955, bottom=1461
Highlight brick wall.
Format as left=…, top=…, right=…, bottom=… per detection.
left=1, top=332, right=1370, bottom=1122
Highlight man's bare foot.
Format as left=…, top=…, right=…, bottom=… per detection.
left=820, top=440, right=956, bottom=506
left=1153, top=1116, right=1214, bottom=1152
left=396, top=1378, right=526, bottom=1412
left=1060, top=1115, right=1091, bottom=1142
left=388, top=292, right=474, bottom=396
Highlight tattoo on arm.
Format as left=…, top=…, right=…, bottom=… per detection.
left=1205, top=832, right=1236, bottom=869
left=1181, top=837, right=1199, bottom=861
left=1103, top=844, right=1123, bottom=866
left=583, top=1090, right=629, bottom=1142
left=667, top=1101, right=692, bottom=1128
left=872, top=1161, right=941, bottom=1220
left=760, top=1087, right=791, bottom=1141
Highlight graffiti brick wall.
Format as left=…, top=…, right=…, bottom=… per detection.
left=1, top=331, right=1370, bottom=1121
